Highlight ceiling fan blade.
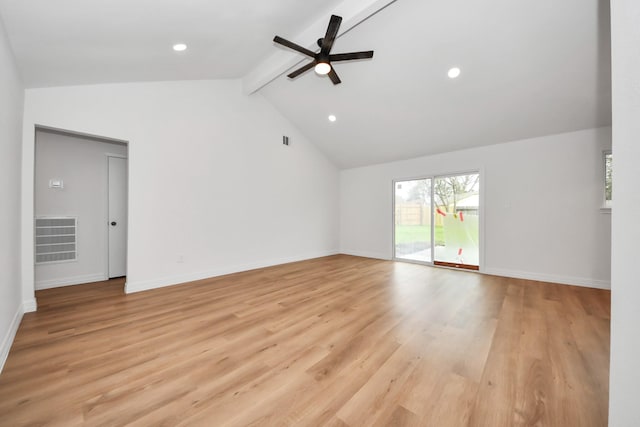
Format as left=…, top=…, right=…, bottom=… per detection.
left=321, top=15, right=342, bottom=56
left=273, top=36, right=316, bottom=58
left=329, top=51, right=375, bottom=62
left=287, top=61, right=316, bottom=79
left=328, top=68, right=342, bottom=85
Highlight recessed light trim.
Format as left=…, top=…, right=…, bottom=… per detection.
left=173, top=43, right=188, bottom=52
left=448, top=67, right=461, bottom=79
left=328, top=115, right=337, bottom=122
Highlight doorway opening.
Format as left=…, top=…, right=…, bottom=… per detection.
left=34, top=127, right=128, bottom=291
left=393, top=172, right=480, bottom=270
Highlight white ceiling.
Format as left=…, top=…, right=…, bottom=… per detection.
left=0, top=0, right=611, bottom=169
left=261, top=0, right=612, bottom=168
left=0, top=0, right=342, bottom=86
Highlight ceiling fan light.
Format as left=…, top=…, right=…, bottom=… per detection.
left=314, top=62, right=331, bottom=75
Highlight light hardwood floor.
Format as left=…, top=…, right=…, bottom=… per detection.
left=0, top=255, right=610, bottom=426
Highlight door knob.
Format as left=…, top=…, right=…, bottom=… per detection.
left=110, top=221, right=117, bottom=226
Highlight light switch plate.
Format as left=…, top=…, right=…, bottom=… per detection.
left=49, top=179, right=64, bottom=189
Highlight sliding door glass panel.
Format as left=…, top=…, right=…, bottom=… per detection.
left=433, top=174, right=480, bottom=269
left=394, top=179, right=432, bottom=262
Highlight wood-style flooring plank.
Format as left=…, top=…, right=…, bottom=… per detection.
left=0, top=255, right=610, bottom=426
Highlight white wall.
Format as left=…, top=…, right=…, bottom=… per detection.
left=340, top=127, right=612, bottom=288
left=0, top=16, right=25, bottom=372
left=609, top=0, right=640, bottom=425
left=34, top=131, right=127, bottom=289
left=21, top=80, right=339, bottom=296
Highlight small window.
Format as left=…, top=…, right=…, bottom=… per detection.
left=604, top=151, right=612, bottom=208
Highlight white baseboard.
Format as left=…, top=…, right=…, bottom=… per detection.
left=35, top=273, right=108, bottom=290
left=0, top=304, right=23, bottom=374
left=23, top=298, right=37, bottom=313
left=125, top=250, right=340, bottom=294
left=482, top=268, right=611, bottom=290
left=339, top=249, right=391, bottom=261
left=336, top=252, right=610, bottom=290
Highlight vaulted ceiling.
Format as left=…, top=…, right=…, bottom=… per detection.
left=0, top=0, right=611, bottom=168
left=0, top=0, right=343, bottom=86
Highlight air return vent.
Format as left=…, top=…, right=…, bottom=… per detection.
left=35, top=217, right=77, bottom=264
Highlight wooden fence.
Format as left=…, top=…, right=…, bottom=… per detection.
left=395, top=203, right=430, bottom=226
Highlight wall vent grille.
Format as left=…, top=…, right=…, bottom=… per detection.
left=35, top=217, right=77, bottom=264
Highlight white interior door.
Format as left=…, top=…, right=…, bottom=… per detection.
left=108, top=156, right=127, bottom=278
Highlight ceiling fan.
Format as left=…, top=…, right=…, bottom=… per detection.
left=273, top=15, right=374, bottom=85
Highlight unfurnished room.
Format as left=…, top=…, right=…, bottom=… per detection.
left=0, top=0, right=639, bottom=426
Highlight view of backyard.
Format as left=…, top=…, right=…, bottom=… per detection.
left=395, top=224, right=443, bottom=246
left=394, top=174, right=480, bottom=266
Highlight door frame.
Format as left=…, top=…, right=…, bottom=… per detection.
left=24, top=126, right=130, bottom=311
left=392, top=169, right=485, bottom=272
left=391, top=176, right=435, bottom=267
left=105, top=153, right=128, bottom=279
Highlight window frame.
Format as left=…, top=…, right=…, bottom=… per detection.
left=602, top=150, right=612, bottom=212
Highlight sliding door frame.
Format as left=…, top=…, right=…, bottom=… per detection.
left=392, top=175, right=434, bottom=266
left=392, top=169, right=484, bottom=272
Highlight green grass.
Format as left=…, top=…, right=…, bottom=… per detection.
left=396, top=217, right=478, bottom=246
left=395, top=225, right=444, bottom=246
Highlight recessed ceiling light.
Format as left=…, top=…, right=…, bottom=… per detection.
left=328, top=115, right=337, bottom=122
left=173, top=43, right=188, bottom=52
left=448, top=67, right=461, bottom=79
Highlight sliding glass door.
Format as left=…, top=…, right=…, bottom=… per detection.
left=394, top=179, right=432, bottom=262
left=433, top=174, right=480, bottom=269
left=394, top=173, right=480, bottom=270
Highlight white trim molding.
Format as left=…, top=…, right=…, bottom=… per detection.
left=338, top=252, right=610, bottom=290
left=339, top=249, right=391, bottom=261
left=125, top=250, right=340, bottom=294
left=483, top=268, right=610, bottom=290
left=0, top=305, right=23, bottom=374
left=35, top=273, right=108, bottom=290
left=23, top=299, right=37, bottom=313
